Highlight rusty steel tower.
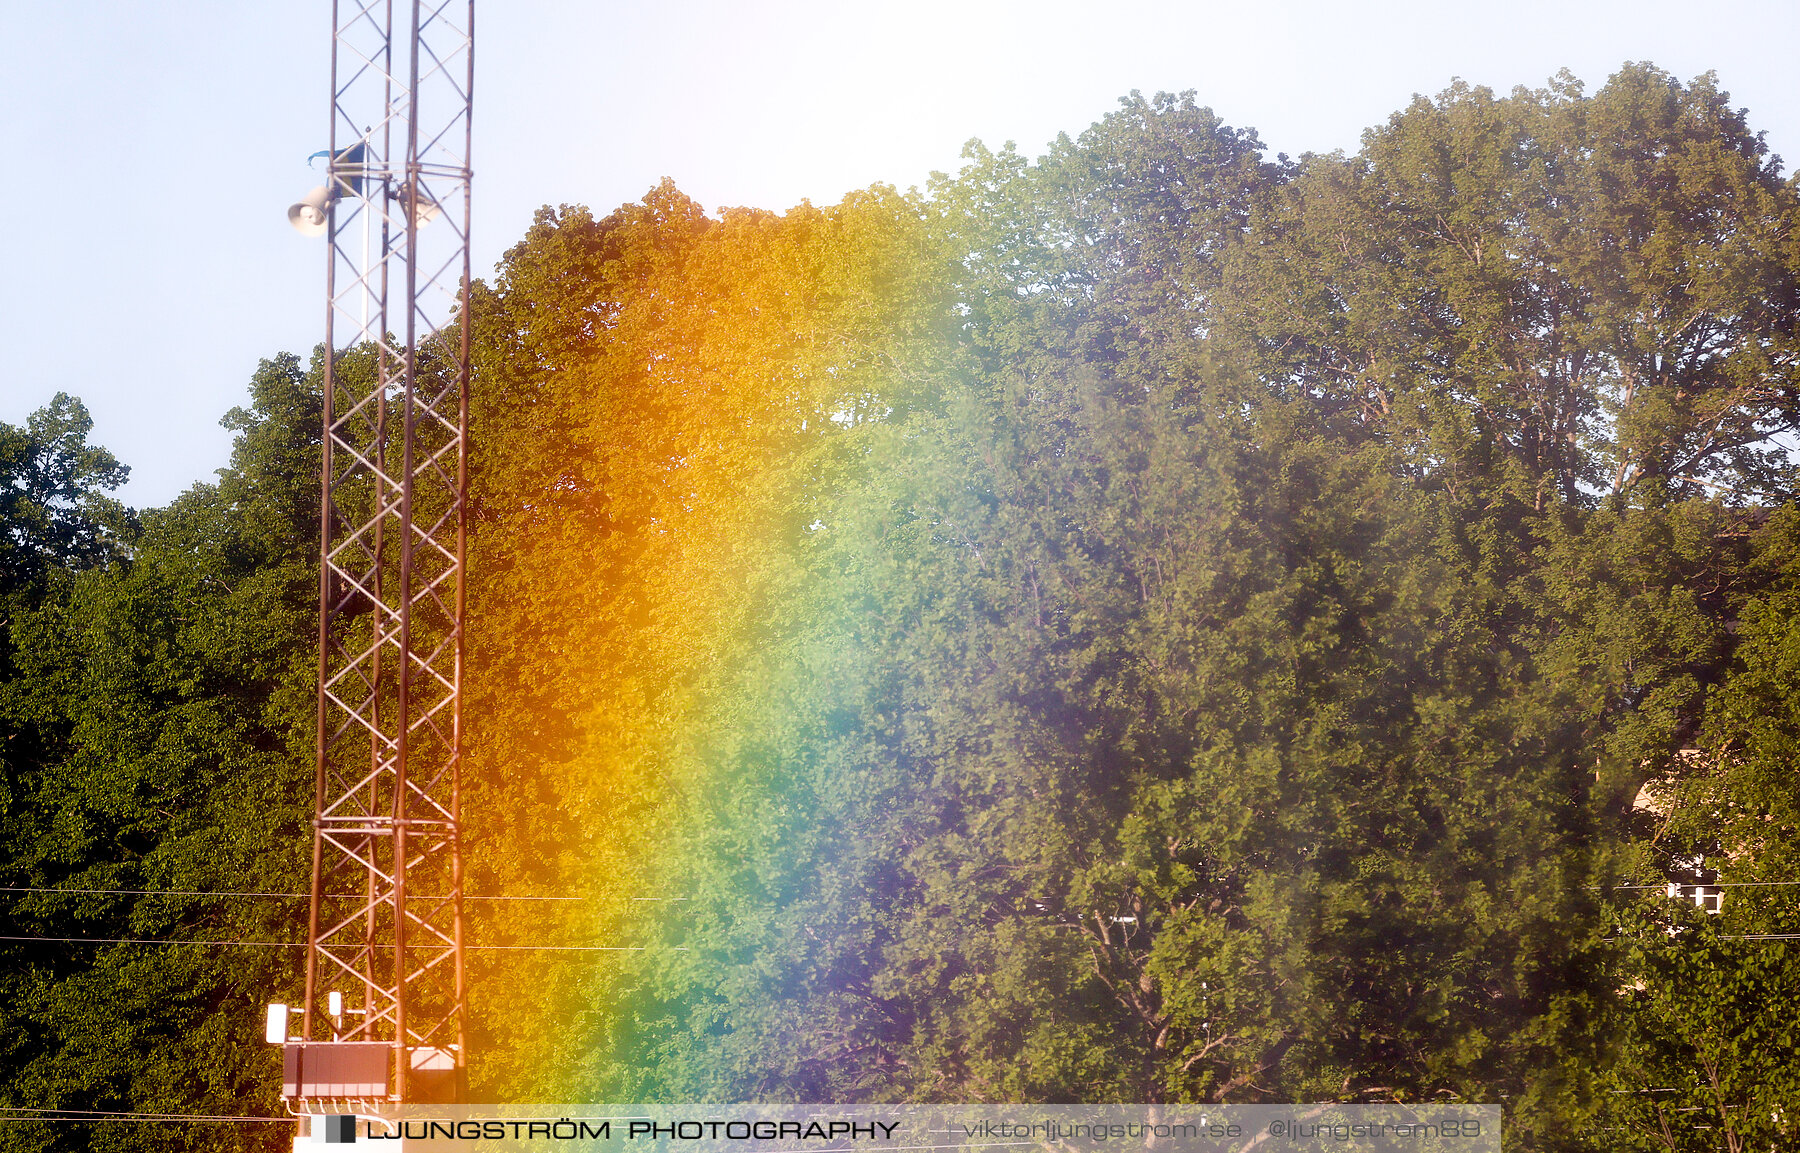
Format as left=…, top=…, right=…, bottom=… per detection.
left=279, top=0, right=475, bottom=1113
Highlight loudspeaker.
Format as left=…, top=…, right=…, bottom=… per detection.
left=395, top=184, right=442, bottom=228
left=288, top=185, right=333, bottom=236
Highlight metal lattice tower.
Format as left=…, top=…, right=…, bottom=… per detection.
left=292, top=0, right=474, bottom=1109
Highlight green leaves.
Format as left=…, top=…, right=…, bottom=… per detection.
left=1603, top=912, right=1800, bottom=1152
left=0, top=370, right=321, bottom=1151
left=1215, top=66, right=1800, bottom=511
left=444, top=68, right=1800, bottom=1148
left=2, top=61, right=1795, bottom=1152
left=0, top=394, right=134, bottom=598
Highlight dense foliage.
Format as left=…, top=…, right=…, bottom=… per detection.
left=0, top=365, right=322, bottom=1150
left=4, top=64, right=1799, bottom=1152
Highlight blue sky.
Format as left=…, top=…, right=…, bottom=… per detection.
left=3, top=0, right=1796, bottom=507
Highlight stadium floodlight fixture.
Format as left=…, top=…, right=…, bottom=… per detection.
left=264, top=1003, right=289, bottom=1045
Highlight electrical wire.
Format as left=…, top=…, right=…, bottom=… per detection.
left=0, top=888, right=586, bottom=900
left=0, top=935, right=683, bottom=951
left=1608, top=880, right=1800, bottom=890
left=0, top=1106, right=277, bottom=1123
left=0, top=936, right=295, bottom=947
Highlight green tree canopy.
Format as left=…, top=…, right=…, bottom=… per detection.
left=0, top=394, right=133, bottom=596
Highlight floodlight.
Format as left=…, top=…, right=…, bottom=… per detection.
left=328, top=991, right=344, bottom=1018
left=265, top=1002, right=289, bottom=1045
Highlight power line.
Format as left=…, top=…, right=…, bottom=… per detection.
left=1608, top=880, right=1800, bottom=890
left=0, top=889, right=307, bottom=898
left=0, top=1119, right=275, bottom=1125
left=473, top=945, right=689, bottom=951
left=0, top=888, right=588, bottom=900
left=0, top=935, right=685, bottom=951
left=1607, top=932, right=1800, bottom=942
left=0, top=937, right=295, bottom=947
left=0, top=1106, right=278, bottom=1123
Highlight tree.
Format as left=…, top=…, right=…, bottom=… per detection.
left=460, top=180, right=968, bottom=1101
left=0, top=62, right=1789, bottom=1153
left=0, top=361, right=321, bottom=1152
left=1214, top=66, right=1800, bottom=512
left=1594, top=508, right=1800, bottom=1150
left=0, top=394, right=133, bottom=597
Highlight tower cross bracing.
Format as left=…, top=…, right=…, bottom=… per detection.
left=294, top=0, right=475, bottom=1110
